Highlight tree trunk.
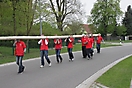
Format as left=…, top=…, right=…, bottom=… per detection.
left=12, top=1, right=16, bottom=35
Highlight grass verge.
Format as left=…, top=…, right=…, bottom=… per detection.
left=0, top=43, right=121, bottom=65
left=96, top=56, right=132, bottom=88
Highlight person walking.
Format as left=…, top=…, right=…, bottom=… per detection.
left=96, top=33, right=103, bottom=53
left=90, top=33, right=95, bottom=55
left=13, top=39, right=26, bottom=74
left=38, top=35, right=51, bottom=68
left=65, top=35, right=74, bottom=61
left=78, top=34, right=87, bottom=58
left=85, top=34, right=93, bottom=60
left=54, top=35, right=63, bottom=63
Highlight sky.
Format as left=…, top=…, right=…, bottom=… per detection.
left=80, top=0, right=132, bottom=23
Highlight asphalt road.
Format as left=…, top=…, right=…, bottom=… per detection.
left=0, top=43, right=132, bottom=88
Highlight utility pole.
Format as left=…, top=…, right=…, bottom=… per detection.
left=39, top=0, right=42, bottom=35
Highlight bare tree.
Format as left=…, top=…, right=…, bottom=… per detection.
left=48, top=0, right=83, bottom=31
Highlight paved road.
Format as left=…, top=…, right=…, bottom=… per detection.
left=0, top=43, right=132, bottom=88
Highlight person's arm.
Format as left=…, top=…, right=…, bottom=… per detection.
left=64, top=38, right=67, bottom=42
left=13, top=40, right=17, bottom=46
left=45, top=39, right=48, bottom=45
left=38, top=39, right=42, bottom=44
left=101, top=37, right=105, bottom=43
left=69, top=38, right=72, bottom=42
left=54, top=39, right=57, bottom=44
left=57, top=39, right=60, bottom=44
left=24, top=48, right=26, bottom=53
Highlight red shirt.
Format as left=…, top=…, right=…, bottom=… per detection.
left=68, top=37, right=74, bottom=48
left=39, top=39, right=49, bottom=50
left=86, top=37, right=93, bottom=49
left=54, top=39, right=62, bottom=49
left=91, top=37, right=95, bottom=44
left=81, top=36, right=87, bottom=46
left=15, top=41, right=26, bottom=56
left=96, top=36, right=103, bottom=44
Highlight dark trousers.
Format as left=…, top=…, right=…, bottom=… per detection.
left=82, top=46, right=87, bottom=58
left=40, top=50, right=51, bottom=66
left=67, top=48, right=74, bottom=60
left=86, top=48, right=93, bottom=58
left=16, top=56, right=24, bottom=72
left=96, top=43, right=101, bottom=53
left=55, top=49, right=63, bottom=63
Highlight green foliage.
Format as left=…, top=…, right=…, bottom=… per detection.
left=116, top=25, right=127, bottom=36
left=0, top=0, right=63, bottom=36
left=122, top=5, right=132, bottom=35
left=91, top=0, right=123, bottom=36
left=32, top=22, right=62, bottom=36
left=42, top=22, right=62, bottom=35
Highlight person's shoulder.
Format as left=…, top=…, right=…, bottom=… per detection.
left=20, top=41, right=25, bottom=43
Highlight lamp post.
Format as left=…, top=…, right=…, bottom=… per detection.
left=39, top=0, right=42, bottom=35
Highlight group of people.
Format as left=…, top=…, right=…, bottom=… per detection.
left=13, top=33, right=103, bottom=74
left=78, top=33, right=103, bottom=60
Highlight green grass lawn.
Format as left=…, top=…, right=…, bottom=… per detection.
left=96, top=56, right=132, bottom=88
left=0, top=43, right=120, bottom=65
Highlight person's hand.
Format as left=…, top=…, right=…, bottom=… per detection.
left=24, top=48, right=26, bottom=53
left=13, top=39, right=17, bottom=46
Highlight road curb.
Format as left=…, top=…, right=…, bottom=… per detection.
left=76, top=54, right=132, bottom=88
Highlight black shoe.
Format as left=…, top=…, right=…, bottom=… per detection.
left=83, top=57, right=86, bottom=58
left=21, top=66, right=25, bottom=72
left=18, top=71, right=22, bottom=74
left=18, top=71, right=23, bottom=74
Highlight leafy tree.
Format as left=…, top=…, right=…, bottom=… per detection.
left=0, top=0, right=14, bottom=35
left=116, top=24, right=126, bottom=36
left=122, top=5, right=132, bottom=35
left=90, top=0, right=123, bottom=37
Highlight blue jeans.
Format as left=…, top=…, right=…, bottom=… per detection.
left=16, top=56, right=24, bottom=72
left=40, top=50, right=51, bottom=66
left=55, top=49, right=63, bottom=63
left=96, top=43, right=101, bottom=53
left=67, top=48, right=74, bottom=59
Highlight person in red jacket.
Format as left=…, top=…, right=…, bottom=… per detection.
left=38, top=35, right=51, bottom=68
left=78, top=34, right=87, bottom=58
left=85, top=34, right=93, bottom=60
left=65, top=35, right=74, bottom=61
left=13, top=39, right=26, bottom=74
left=96, top=33, right=103, bottom=53
left=54, top=35, right=63, bottom=63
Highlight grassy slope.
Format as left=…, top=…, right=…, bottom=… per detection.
left=96, top=56, right=132, bottom=88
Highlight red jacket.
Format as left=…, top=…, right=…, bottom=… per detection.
left=96, top=36, right=103, bottom=44
left=54, top=39, right=62, bottom=49
left=15, top=41, right=26, bottom=56
left=91, top=37, right=94, bottom=44
left=67, top=37, right=74, bottom=48
left=86, top=37, right=93, bottom=49
left=39, top=39, right=49, bottom=50
left=81, top=37, right=87, bottom=46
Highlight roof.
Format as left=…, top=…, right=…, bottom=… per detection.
left=82, top=24, right=91, bottom=34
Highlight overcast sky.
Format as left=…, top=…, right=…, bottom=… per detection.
left=80, top=0, right=132, bottom=23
